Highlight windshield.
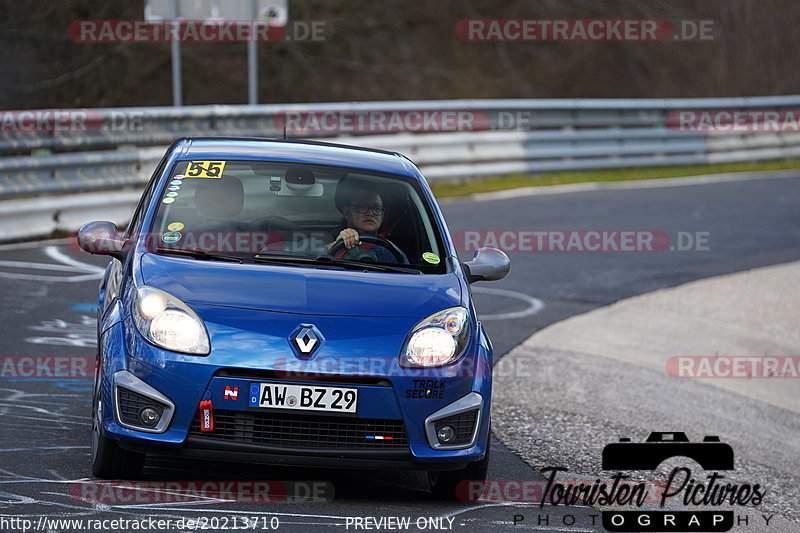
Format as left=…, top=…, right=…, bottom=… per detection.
left=146, top=159, right=447, bottom=273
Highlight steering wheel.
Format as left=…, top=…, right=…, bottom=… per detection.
left=328, top=234, right=408, bottom=264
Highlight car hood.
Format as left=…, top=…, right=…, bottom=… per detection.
left=139, top=252, right=463, bottom=318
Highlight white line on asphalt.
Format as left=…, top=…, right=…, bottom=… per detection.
left=0, top=388, right=87, bottom=401
left=44, top=246, right=105, bottom=273
left=461, top=169, right=800, bottom=203
left=0, top=491, right=37, bottom=505
left=0, top=238, right=70, bottom=252
left=439, top=501, right=593, bottom=519
left=0, top=245, right=104, bottom=282
left=107, top=506, right=356, bottom=519
left=0, top=446, right=89, bottom=452
left=95, top=483, right=238, bottom=507
left=0, top=403, right=90, bottom=420
left=473, top=286, right=545, bottom=320
left=0, top=477, right=92, bottom=485
left=3, top=414, right=91, bottom=426
left=0, top=271, right=100, bottom=282
left=0, top=260, right=90, bottom=272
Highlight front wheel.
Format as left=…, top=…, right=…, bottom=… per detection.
left=91, top=368, right=145, bottom=479
left=428, top=438, right=491, bottom=500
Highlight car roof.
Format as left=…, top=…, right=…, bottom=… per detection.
left=174, top=137, right=420, bottom=178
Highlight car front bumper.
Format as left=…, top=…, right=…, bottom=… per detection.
left=98, top=317, right=493, bottom=469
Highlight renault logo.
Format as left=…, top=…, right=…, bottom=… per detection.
left=291, top=325, right=322, bottom=358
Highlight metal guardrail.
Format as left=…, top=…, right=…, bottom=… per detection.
left=0, top=190, right=141, bottom=242
left=2, top=96, right=800, bottom=240
left=0, top=148, right=164, bottom=197
left=4, top=95, right=800, bottom=156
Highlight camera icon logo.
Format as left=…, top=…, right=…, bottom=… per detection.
left=602, top=432, right=734, bottom=471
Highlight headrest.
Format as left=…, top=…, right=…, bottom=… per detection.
left=334, top=178, right=383, bottom=213
left=195, top=176, right=244, bottom=218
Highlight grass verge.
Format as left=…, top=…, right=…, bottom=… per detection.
left=429, top=158, right=800, bottom=199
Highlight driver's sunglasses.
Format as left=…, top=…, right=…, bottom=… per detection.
left=350, top=203, right=385, bottom=216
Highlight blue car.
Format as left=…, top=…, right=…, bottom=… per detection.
left=78, top=137, right=510, bottom=497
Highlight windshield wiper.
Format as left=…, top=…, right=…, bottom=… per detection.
left=154, top=247, right=245, bottom=263
left=253, top=253, right=421, bottom=274
left=252, top=253, right=359, bottom=271
left=314, top=255, right=422, bottom=274
left=253, top=253, right=333, bottom=265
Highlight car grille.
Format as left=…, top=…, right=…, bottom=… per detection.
left=117, top=387, right=166, bottom=427
left=189, top=409, right=409, bottom=449
left=434, top=409, right=479, bottom=445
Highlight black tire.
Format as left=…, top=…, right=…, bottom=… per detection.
left=91, top=366, right=145, bottom=479
left=429, top=437, right=491, bottom=500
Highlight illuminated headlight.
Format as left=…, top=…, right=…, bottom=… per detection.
left=401, top=307, right=470, bottom=367
left=132, top=286, right=210, bottom=355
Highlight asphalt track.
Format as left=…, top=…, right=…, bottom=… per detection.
left=0, top=172, right=799, bottom=532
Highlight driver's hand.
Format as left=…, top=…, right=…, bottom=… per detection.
left=336, top=228, right=360, bottom=249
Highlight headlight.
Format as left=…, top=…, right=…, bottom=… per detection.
left=132, top=286, right=210, bottom=355
left=401, top=307, right=470, bottom=367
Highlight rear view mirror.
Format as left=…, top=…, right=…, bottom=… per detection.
left=462, top=247, right=511, bottom=284
left=274, top=167, right=324, bottom=197
left=77, top=220, right=128, bottom=260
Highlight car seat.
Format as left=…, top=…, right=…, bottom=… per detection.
left=194, top=175, right=248, bottom=231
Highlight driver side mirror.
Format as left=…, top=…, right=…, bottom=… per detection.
left=462, top=247, right=510, bottom=284
left=77, top=221, right=129, bottom=261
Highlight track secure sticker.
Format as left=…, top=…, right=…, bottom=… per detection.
left=186, top=161, right=226, bottom=178
left=405, top=379, right=445, bottom=399
left=167, top=222, right=185, bottom=231
left=422, top=252, right=440, bottom=264
left=161, top=232, right=182, bottom=243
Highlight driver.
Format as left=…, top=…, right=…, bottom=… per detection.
left=327, top=187, right=405, bottom=263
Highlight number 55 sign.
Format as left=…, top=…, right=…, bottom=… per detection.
left=186, top=161, right=226, bottom=178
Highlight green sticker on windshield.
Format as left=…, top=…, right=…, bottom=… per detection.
left=422, top=252, right=440, bottom=264
left=162, top=232, right=182, bottom=243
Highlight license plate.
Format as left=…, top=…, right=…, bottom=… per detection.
left=249, top=382, right=358, bottom=413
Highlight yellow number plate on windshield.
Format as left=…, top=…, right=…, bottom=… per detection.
left=186, top=161, right=226, bottom=178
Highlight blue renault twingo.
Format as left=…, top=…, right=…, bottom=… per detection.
left=78, top=137, right=510, bottom=497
